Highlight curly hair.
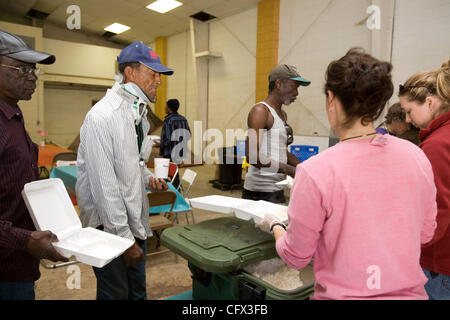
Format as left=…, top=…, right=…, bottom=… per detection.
left=324, top=47, right=394, bottom=128
left=384, top=103, right=406, bottom=124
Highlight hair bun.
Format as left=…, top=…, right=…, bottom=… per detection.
left=442, top=60, right=450, bottom=70
left=324, top=47, right=393, bottom=128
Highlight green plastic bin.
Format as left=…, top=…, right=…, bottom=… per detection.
left=160, top=216, right=315, bottom=300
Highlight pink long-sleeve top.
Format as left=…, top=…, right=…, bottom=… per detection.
left=276, top=134, right=437, bottom=300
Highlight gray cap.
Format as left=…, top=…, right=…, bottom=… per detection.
left=269, top=64, right=310, bottom=86
left=0, top=30, right=55, bottom=64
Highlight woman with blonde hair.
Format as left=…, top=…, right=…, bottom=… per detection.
left=399, top=60, right=450, bottom=300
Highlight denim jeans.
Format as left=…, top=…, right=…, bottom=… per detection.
left=0, top=282, right=35, bottom=300
left=93, top=238, right=147, bottom=300
left=423, top=268, right=450, bottom=300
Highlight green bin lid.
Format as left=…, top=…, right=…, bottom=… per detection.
left=160, top=217, right=278, bottom=274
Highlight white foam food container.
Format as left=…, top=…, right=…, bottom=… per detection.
left=234, top=200, right=289, bottom=225
left=149, top=135, right=161, bottom=143
left=275, top=175, right=294, bottom=188
left=22, top=179, right=133, bottom=268
left=189, top=195, right=254, bottom=214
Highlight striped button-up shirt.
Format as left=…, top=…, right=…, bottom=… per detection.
left=0, top=99, right=40, bottom=282
left=76, top=83, right=153, bottom=242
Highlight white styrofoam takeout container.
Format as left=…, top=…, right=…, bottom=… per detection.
left=189, top=195, right=289, bottom=225
left=189, top=195, right=254, bottom=214
left=234, top=200, right=288, bottom=225
left=22, top=178, right=133, bottom=268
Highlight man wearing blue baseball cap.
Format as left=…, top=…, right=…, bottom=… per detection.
left=243, top=64, right=311, bottom=204
left=76, top=41, right=173, bottom=300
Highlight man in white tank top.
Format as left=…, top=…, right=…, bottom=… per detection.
left=242, top=64, right=311, bottom=203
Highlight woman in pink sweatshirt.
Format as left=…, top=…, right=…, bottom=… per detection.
left=258, top=48, right=438, bottom=300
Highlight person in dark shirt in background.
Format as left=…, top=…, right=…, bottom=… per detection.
left=158, top=99, right=191, bottom=188
left=376, top=102, right=420, bottom=145
left=0, top=30, right=67, bottom=300
left=376, top=102, right=411, bottom=136
left=159, top=99, right=191, bottom=163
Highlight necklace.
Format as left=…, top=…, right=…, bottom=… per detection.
left=340, top=132, right=378, bottom=142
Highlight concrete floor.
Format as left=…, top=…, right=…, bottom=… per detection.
left=35, top=164, right=249, bottom=300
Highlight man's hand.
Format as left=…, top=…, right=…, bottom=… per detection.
left=149, top=177, right=168, bottom=193
left=122, top=241, right=144, bottom=268
left=26, top=230, right=69, bottom=262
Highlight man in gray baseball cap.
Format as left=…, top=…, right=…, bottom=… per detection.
left=0, top=30, right=66, bottom=300
left=269, top=64, right=311, bottom=86
left=0, top=30, right=56, bottom=103
left=242, top=64, right=311, bottom=204
left=0, top=30, right=55, bottom=64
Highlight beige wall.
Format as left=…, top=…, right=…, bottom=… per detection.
left=41, top=38, right=121, bottom=148
left=44, top=85, right=107, bottom=147
left=167, top=31, right=196, bottom=126
left=43, top=38, right=122, bottom=86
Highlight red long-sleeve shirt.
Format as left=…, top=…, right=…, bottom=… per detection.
left=420, top=111, right=450, bottom=276
left=0, top=99, right=40, bottom=282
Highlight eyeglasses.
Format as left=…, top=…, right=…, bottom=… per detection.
left=399, top=84, right=435, bottom=95
left=284, top=123, right=294, bottom=145
left=0, top=64, right=40, bottom=77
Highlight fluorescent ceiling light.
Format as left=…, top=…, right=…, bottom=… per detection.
left=104, top=23, right=131, bottom=34
left=146, top=0, right=183, bottom=14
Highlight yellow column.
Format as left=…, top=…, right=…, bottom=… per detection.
left=154, top=36, right=168, bottom=119
left=255, top=0, right=280, bottom=103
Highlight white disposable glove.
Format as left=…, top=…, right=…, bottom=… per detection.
left=286, top=175, right=294, bottom=188
left=255, top=213, right=283, bottom=234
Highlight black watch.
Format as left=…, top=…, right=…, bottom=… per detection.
left=270, top=222, right=286, bottom=233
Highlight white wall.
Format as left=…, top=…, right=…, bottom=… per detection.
left=44, top=85, right=107, bottom=147
left=165, top=8, right=257, bottom=164
left=391, top=0, right=450, bottom=95
left=166, top=8, right=257, bottom=153
left=279, top=0, right=373, bottom=137
left=278, top=0, right=450, bottom=138
left=208, top=8, right=257, bottom=137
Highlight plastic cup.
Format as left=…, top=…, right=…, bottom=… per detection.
left=154, top=158, right=170, bottom=179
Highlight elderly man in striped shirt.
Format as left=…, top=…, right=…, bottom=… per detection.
left=76, top=42, right=173, bottom=300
